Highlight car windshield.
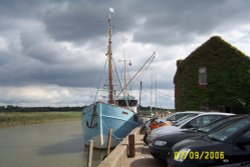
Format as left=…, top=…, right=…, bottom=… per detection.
left=165, top=112, right=193, bottom=122
left=208, top=118, right=250, bottom=142
left=174, top=114, right=198, bottom=126
left=164, top=113, right=179, bottom=121
left=199, top=117, right=235, bottom=133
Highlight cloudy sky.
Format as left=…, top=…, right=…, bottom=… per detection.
left=0, top=0, right=250, bottom=108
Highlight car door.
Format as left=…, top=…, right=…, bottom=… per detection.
left=229, top=129, right=250, bottom=163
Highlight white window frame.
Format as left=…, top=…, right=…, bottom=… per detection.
left=199, top=66, right=207, bottom=85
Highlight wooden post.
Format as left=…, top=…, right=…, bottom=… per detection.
left=87, top=140, right=94, bottom=167
left=106, top=128, right=112, bottom=155
left=128, top=134, right=135, bottom=158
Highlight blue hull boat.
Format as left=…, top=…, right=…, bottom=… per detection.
left=82, top=9, right=154, bottom=149
left=82, top=101, right=138, bottom=149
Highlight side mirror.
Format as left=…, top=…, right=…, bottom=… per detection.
left=184, top=123, right=193, bottom=129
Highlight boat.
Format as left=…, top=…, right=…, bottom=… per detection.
left=82, top=9, right=155, bottom=149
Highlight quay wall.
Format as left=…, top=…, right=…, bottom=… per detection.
left=97, top=127, right=141, bottom=167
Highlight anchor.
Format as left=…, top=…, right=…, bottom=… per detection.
left=86, top=104, right=98, bottom=128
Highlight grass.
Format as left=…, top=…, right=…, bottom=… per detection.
left=0, top=111, right=82, bottom=128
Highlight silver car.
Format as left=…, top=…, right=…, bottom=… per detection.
left=147, top=112, right=234, bottom=143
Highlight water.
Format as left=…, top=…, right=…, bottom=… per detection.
left=0, top=121, right=105, bottom=167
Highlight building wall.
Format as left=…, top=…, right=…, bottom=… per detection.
left=174, top=36, right=250, bottom=113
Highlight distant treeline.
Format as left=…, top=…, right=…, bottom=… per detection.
left=0, top=105, right=84, bottom=112
left=138, top=106, right=175, bottom=116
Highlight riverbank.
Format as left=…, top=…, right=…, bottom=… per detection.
left=0, top=112, right=82, bottom=128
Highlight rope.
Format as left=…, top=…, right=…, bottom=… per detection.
left=94, top=58, right=108, bottom=102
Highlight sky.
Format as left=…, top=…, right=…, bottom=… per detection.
left=0, top=0, right=250, bottom=109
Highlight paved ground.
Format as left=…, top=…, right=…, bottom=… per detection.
left=124, top=134, right=166, bottom=167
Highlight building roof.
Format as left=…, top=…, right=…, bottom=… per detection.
left=177, top=35, right=250, bottom=67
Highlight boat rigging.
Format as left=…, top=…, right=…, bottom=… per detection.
left=82, top=8, right=156, bottom=149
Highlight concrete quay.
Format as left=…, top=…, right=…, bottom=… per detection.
left=98, top=127, right=166, bottom=167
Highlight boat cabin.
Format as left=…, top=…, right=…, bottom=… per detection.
left=115, top=96, right=138, bottom=113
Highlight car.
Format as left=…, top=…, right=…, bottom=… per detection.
left=143, top=112, right=202, bottom=144
left=149, top=115, right=246, bottom=161
left=144, top=111, right=203, bottom=130
left=168, top=115, right=250, bottom=167
left=143, top=111, right=203, bottom=144
left=146, top=112, right=234, bottom=143
left=156, top=111, right=203, bottom=124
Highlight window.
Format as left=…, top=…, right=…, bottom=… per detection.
left=218, top=105, right=231, bottom=113
left=166, top=113, right=189, bottom=121
left=189, top=115, right=222, bottom=128
left=116, top=100, right=137, bottom=106
left=199, top=66, right=207, bottom=85
left=208, top=119, right=250, bottom=142
left=241, top=130, right=250, bottom=139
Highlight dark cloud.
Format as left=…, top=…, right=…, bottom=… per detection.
left=42, top=0, right=136, bottom=42
left=20, top=31, right=60, bottom=63
left=0, top=50, right=10, bottom=65
left=0, top=29, right=104, bottom=88
left=0, top=0, right=250, bottom=107
left=0, top=55, right=101, bottom=88
left=129, top=0, right=250, bottom=45
left=0, top=0, right=50, bottom=20
left=1, top=0, right=250, bottom=45
left=36, top=0, right=250, bottom=46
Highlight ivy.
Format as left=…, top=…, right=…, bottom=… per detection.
left=175, top=36, right=250, bottom=113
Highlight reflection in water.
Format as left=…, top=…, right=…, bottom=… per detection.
left=0, top=121, right=105, bottom=167
left=38, top=134, right=84, bottom=155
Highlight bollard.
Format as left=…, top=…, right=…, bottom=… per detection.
left=128, top=134, right=135, bottom=158
left=87, top=140, right=94, bottom=167
left=106, top=128, right=112, bottom=155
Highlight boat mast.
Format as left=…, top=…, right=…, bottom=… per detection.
left=107, top=12, right=114, bottom=104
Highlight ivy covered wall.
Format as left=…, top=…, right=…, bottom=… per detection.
left=174, top=36, right=250, bottom=113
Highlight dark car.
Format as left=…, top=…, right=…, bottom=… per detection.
left=149, top=115, right=245, bottom=161
left=168, top=116, right=250, bottom=167
left=147, top=112, right=234, bottom=144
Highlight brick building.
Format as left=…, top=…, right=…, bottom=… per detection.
left=174, top=36, right=250, bottom=113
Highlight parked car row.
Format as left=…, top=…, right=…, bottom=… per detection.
left=143, top=112, right=250, bottom=167
left=143, top=111, right=202, bottom=144
left=146, top=112, right=233, bottom=144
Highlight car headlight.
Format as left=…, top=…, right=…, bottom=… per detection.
left=174, top=148, right=191, bottom=162
left=154, top=140, right=167, bottom=146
